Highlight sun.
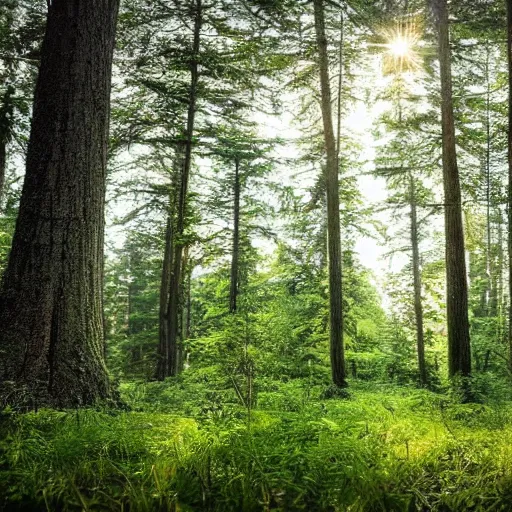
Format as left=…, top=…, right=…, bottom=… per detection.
left=381, top=24, right=422, bottom=74
left=388, top=37, right=410, bottom=58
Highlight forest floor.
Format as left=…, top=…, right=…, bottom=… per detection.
left=2, top=379, right=512, bottom=511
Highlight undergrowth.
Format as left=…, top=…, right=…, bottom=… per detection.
left=2, top=381, right=512, bottom=511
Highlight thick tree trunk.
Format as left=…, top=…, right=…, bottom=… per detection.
left=0, top=0, right=119, bottom=407
left=432, top=0, right=471, bottom=378
left=229, top=158, right=241, bottom=313
left=409, top=175, right=427, bottom=386
left=165, top=0, right=201, bottom=378
left=313, top=0, right=347, bottom=388
left=506, top=0, right=512, bottom=374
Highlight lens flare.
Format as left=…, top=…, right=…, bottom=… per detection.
left=380, top=19, right=423, bottom=75
left=388, top=37, right=410, bottom=57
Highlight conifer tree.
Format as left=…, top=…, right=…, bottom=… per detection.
left=431, top=0, right=471, bottom=378
left=0, top=0, right=119, bottom=407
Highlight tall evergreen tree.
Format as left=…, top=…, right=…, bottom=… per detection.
left=431, top=0, right=471, bottom=378
left=313, top=0, right=347, bottom=388
left=0, top=0, right=119, bottom=407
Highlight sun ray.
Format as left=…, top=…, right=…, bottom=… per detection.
left=380, top=18, right=423, bottom=75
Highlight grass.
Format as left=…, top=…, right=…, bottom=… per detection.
left=2, top=381, right=512, bottom=510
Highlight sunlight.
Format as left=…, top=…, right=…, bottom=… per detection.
left=381, top=21, right=422, bottom=74
left=388, top=36, right=410, bottom=58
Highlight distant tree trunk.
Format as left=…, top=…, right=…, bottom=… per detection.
left=156, top=154, right=180, bottom=379
left=409, top=175, right=427, bottom=386
left=184, top=256, right=192, bottom=343
left=185, top=272, right=192, bottom=341
left=177, top=246, right=190, bottom=373
left=336, top=10, right=343, bottom=159
left=432, top=0, right=471, bottom=378
left=0, top=140, right=5, bottom=208
left=0, top=85, right=14, bottom=210
left=165, top=0, right=202, bottom=378
left=506, top=0, right=512, bottom=374
left=313, top=0, right=347, bottom=388
left=485, top=45, right=493, bottom=316
left=156, top=215, right=173, bottom=380
left=497, top=209, right=504, bottom=339
left=230, top=158, right=241, bottom=313
left=0, top=0, right=119, bottom=407
left=177, top=252, right=192, bottom=371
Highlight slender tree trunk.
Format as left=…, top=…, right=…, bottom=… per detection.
left=165, top=0, right=202, bottom=378
left=313, top=0, right=347, bottom=388
left=0, top=140, right=5, bottom=209
left=485, top=45, right=495, bottom=316
left=183, top=256, right=192, bottom=367
left=0, top=84, right=14, bottom=210
left=156, top=153, right=180, bottom=379
left=432, top=0, right=471, bottom=378
left=336, top=11, right=343, bottom=159
left=156, top=215, right=173, bottom=380
left=506, top=0, right=512, bottom=374
left=409, top=175, right=427, bottom=386
left=177, top=246, right=190, bottom=373
left=497, top=208, right=504, bottom=340
left=0, top=0, right=119, bottom=407
left=230, top=158, right=241, bottom=313
left=185, top=266, right=192, bottom=341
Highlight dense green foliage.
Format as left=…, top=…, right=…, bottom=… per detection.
left=3, top=381, right=512, bottom=511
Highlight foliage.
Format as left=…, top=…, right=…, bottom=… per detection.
left=4, top=384, right=512, bottom=511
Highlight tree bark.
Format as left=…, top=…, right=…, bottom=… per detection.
left=156, top=215, right=173, bottom=380
left=313, top=0, right=347, bottom=388
left=432, top=0, right=471, bottom=378
left=0, top=140, right=5, bottom=209
left=0, top=0, right=119, bottom=407
left=409, top=175, right=427, bottom=386
left=485, top=45, right=495, bottom=317
left=165, top=0, right=202, bottom=378
left=185, top=265, right=192, bottom=341
left=506, top=0, right=512, bottom=374
left=497, top=208, right=504, bottom=339
left=0, top=85, right=14, bottom=210
left=229, top=158, right=241, bottom=313
left=177, top=246, right=190, bottom=373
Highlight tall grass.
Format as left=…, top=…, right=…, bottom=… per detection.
left=2, top=383, right=512, bottom=511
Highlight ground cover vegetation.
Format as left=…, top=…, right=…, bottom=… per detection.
left=2, top=0, right=512, bottom=510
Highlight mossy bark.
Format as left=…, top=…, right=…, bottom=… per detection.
left=0, top=0, right=119, bottom=407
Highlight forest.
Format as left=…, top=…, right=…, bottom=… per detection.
left=1, top=0, right=512, bottom=510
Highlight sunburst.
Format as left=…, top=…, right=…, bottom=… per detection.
left=380, top=20, right=423, bottom=75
